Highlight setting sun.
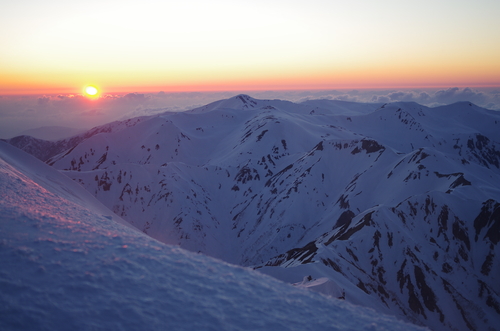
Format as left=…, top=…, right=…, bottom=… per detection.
left=85, top=86, right=98, bottom=96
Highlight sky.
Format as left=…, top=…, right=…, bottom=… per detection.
left=1, top=0, right=500, bottom=94
left=1, top=0, right=499, bottom=138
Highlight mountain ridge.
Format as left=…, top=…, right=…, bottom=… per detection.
left=2, top=141, right=430, bottom=331
left=5, top=95, right=500, bottom=331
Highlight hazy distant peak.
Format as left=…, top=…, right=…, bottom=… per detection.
left=19, top=126, right=87, bottom=141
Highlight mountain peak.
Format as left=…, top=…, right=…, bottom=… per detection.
left=222, top=94, right=259, bottom=109
left=187, top=94, right=260, bottom=113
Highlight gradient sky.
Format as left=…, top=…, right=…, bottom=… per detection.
left=1, top=0, right=500, bottom=94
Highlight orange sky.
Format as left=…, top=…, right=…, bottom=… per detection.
left=1, top=0, right=499, bottom=95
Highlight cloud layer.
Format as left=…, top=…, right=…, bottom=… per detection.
left=272, top=87, right=500, bottom=110
left=1, top=87, right=499, bottom=139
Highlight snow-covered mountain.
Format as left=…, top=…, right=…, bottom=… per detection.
left=2, top=116, right=150, bottom=162
left=6, top=95, right=500, bottom=331
left=1, top=141, right=430, bottom=330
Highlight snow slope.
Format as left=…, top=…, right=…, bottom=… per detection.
left=0, top=143, right=430, bottom=330
left=5, top=95, right=500, bottom=330
left=0, top=141, right=428, bottom=331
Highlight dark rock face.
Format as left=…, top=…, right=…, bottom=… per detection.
left=3, top=135, right=69, bottom=162
left=474, top=200, right=500, bottom=244
left=4, top=117, right=148, bottom=162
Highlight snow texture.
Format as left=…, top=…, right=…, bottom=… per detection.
left=0, top=141, right=427, bottom=330
left=4, top=95, right=500, bottom=331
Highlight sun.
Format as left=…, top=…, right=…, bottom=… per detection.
left=84, top=85, right=99, bottom=97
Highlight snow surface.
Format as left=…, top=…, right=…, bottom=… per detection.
left=0, top=140, right=428, bottom=330
left=4, top=95, right=500, bottom=331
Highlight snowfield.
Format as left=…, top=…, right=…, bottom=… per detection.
left=0, top=141, right=427, bottom=330
left=3, top=95, right=500, bottom=331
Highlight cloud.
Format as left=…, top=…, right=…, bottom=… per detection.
left=332, top=94, right=359, bottom=102
left=388, top=91, right=416, bottom=101
left=123, top=93, right=147, bottom=101
left=372, top=95, right=390, bottom=103
left=293, top=87, right=500, bottom=110
left=434, top=87, right=460, bottom=100
left=418, top=92, right=431, bottom=102
left=1, top=87, right=499, bottom=139
left=37, top=96, right=51, bottom=107
left=0, top=92, right=223, bottom=138
left=81, top=109, right=104, bottom=116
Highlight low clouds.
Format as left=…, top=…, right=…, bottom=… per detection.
left=433, top=87, right=490, bottom=106
left=1, top=87, right=499, bottom=139
left=37, top=97, right=51, bottom=107
left=370, top=91, right=430, bottom=103
left=0, top=92, right=229, bottom=138
left=81, top=109, right=105, bottom=116
left=287, top=87, right=500, bottom=110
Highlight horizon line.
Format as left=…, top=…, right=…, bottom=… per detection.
left=2, top=84, right=500, bottom=97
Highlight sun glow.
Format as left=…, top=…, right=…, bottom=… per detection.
left=84, top=85, right=99, bottom=97
left=1, top=1, right=499, bottom=95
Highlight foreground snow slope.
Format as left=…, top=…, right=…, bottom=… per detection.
left=0, top=141, right=427, bottom=331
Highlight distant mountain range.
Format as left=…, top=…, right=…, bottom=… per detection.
left=19, top=126, right=87, bottom=141
left=5, top=94, right=500, bottom=331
